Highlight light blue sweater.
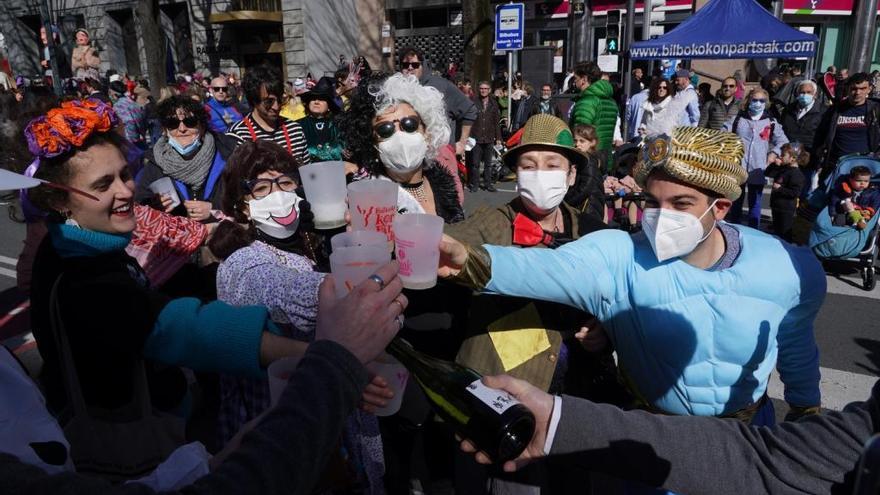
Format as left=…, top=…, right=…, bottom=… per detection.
left=483, top=226, right=823, bottom=416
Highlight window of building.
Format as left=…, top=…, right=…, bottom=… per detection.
left=391, top=9, right=411, bottom=30
left=411, top=7, right=447, bottom=29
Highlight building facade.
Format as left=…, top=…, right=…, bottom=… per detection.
left=0, top=0, right=391, bottom=83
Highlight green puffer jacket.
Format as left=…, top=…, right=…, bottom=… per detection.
left=571, top=80, right=619, bottom=154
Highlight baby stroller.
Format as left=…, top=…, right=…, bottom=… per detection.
left=806, top=155, right=880, bottom=290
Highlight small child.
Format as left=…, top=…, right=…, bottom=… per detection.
left=765, top=143, right=807, bottom=241
left=565, top=125, right=605, bottom=222
left=830, top=165, right=880, bottom=230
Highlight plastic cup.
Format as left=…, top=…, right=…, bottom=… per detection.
left=330, top=230, right=388, bottom=252
left=365, top=352, right=409, bottom=417
left=148, top=177, right=181, bottom=209
left=329, top=244, right=392, bottom=299
left=268, top=356, right=302, bottom=407
left=348, top=180, right=399, bottom=241
left=392, top=213, right=444, bottom=290
left=299, top=161, right=347, bottom=229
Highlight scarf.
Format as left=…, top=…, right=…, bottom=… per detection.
left=153, top=132, right=216, bottom=192
left=48, top=223, right=132, bottom=258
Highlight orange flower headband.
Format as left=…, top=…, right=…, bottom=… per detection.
left=24, top=99, right=118, bottom=160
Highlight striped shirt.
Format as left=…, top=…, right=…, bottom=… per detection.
left=226, top=113, right=311, bottom=165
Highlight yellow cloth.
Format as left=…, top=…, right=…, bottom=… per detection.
left=281, top=100, right=305, bottom=121
left=487, top=303, right=551, bottom=371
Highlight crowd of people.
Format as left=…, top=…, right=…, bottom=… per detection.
left=2, top=38, right=880, bottom=495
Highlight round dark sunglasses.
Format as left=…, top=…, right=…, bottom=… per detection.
left=161, top=116, right=200, bottom=129
left=243, top=174, right=298, bottom=200
left=373, top=116, right=421, bottom=140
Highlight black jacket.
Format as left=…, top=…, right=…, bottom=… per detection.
left=0, top=341, right=367, bottom=495
left=815, top=99, right=880, bottom=171
left=470, top=95, right=502, bottom=144
left=765, top=164, right=805, bottom=207
left=135, top=132, right=237, bottom=214
left=564, top=154, right=606, bottom=223
left=779, top=101, right=826, bottom=161
left=511, top=95, right=540, bottom=131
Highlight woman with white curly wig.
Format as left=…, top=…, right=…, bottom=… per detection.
left=338, top=72, right=464, bottom=223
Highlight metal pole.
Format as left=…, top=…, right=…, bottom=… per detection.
left=848, top=0, right=879, bottom=72
left=507, top=50, right=513, bottom=131
left=39, top=0, right=62, bottom=96
left=642, top=0, right=654, bottom=77
left=622, top=0, right=636, bottom=106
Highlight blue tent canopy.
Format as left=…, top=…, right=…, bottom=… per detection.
left=630, top=0, right=819, bottom=60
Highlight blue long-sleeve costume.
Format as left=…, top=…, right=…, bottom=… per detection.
left=482, top=226, right=823, bottom=416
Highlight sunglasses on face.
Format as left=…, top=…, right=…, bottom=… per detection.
left=374, top=115, right=421, bottom=140
left=401, top=62, right=421, bottom=69
left=244, top=174, right=298, bottom=200
left=658, top=86, right=668, bottom=90
left=260, top=95, right=289, bottom=108
left=212, top=86, right=228, bottom=92
left=161, top=115, right=199, bottom=129
left=723, top=84, right=736, bottom=88
left=751, top=98, right=767, bottom=103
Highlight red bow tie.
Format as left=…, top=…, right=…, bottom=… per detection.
left=513, top=213, right=554, bottom=247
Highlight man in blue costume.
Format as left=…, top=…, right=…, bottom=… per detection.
left=439, top=126, right=823, bottom=427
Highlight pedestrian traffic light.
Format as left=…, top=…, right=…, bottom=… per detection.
left=606, top=24, right=620, bottom=53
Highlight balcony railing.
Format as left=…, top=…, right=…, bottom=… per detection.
left=228, top=0, right=281, bottom=12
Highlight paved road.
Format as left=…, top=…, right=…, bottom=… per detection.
left=1, top=184, right=878, bottom=416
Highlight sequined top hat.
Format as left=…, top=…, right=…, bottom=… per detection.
left=502, top=114, right=588, bottom=169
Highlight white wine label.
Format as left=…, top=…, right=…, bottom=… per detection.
left=467, top=379, right=520, bottom=414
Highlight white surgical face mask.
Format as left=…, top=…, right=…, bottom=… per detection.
left=377, top=130, right=428, bottom=174
left=641, top=199, right=718, bottom=262
left=247, top=190, right=302, bottom=239
left=516, top=170, right=569, bottom=215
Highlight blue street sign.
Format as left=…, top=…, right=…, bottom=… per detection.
left=495, top=3, right=524, bottom=51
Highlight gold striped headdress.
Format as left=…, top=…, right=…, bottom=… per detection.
left=634, top=127, right=747, bottom=200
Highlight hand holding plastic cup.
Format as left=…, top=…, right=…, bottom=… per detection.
left=330, top=231, right=391, bottom=299
left=299, top=161, right=348, bottom=229
left=347, top=180, right=398, bottom=241
left=268, top=356, right=302, bottom=407
left=148, top=177, right=181, bottom=209
left=365, top=352, right=409, bottom=416
left=392, top=213, right=444, bottom=290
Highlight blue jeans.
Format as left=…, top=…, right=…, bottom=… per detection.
left=729, top=183, right=764, bottom=228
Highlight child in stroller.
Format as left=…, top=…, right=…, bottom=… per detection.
left=829, top=165, right=880, bottom=230
left=603, top=144, right=644, bottom=230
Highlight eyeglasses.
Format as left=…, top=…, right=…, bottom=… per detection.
left=212, top=86, right=228, bottom=92
left=244, top=174, right=298, bottom=199
left=658, top=85, right=668, bottom=90
left=260, top=95, right=289, bottom=108
left=722, top=84, right=736, bottom=88
left=161, top=115, right=200, bottom=129
left=401, top=62, right=422, bottom=69
left=751, top=98, right=767, bottom=103
left=373, top=115, right=421, bottom=140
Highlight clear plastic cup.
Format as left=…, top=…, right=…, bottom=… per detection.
left=268, top=356, right=302, bottom=407
left=148, top=177, right=181, bottom=209
left=330, top=230, right=388, bottom=252
left=348, top=180, right=399, bottom=241
left=365, top=352, right=409, bottom=417
left=299, top=161, right=347, bottom=229
left=329, top=244, right=392, bottom=299
left=392, top=213, right=444, bottom=290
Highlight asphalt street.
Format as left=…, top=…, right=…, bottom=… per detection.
left=0, top=182, right=878, bottom=420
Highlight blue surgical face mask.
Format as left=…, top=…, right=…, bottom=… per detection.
left=748, top=100, right=766, bottom=116
left=168, top=135, right=202, bottom=156
left=797, top=93, right=814, bottom=107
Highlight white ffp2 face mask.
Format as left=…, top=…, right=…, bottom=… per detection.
left=516, top=170, right=570, bottom=215
left=641, top=200, right=718, bottom=262
left=377, top=131, right=428, bottom=174
left=247, top=190, right=302, bottom=239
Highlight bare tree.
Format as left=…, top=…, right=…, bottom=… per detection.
left=462, top=0, right=493, bottom=86
left=135, top=0, right=166, bottom=96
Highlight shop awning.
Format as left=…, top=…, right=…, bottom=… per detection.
left=630, top=0, right=819, bottom=60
